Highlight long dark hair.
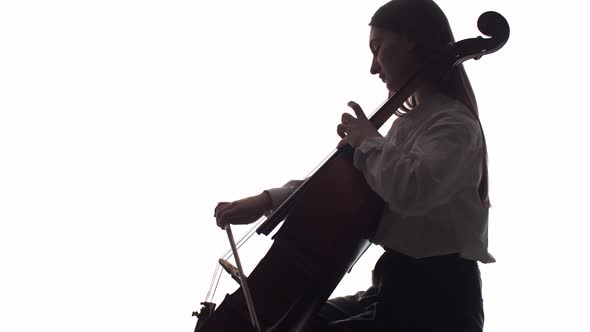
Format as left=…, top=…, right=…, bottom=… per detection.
left=370, top=0, right=491, bottom=208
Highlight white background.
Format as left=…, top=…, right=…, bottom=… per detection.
left=1, top=1, right=589, bottom=331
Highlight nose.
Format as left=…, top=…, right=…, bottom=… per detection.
left=370, top=56, right=380, bottom=75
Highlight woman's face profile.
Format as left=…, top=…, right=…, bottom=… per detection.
left=369, top=26, right=417, bottom=93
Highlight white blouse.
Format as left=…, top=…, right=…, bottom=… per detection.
left=265, top=92, right=495, bottom=264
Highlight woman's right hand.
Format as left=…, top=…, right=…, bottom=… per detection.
left=214, top=192, right=273, bottom=229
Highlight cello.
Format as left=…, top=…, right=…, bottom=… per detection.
left=193, top=11, right=509, bottom=332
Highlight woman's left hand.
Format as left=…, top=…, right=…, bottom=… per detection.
left=337, top=101, right=382, bottom=149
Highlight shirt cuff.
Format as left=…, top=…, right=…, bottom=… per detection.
left=264, top=187, right=294, bottom=210
left=353, top=136, right=388, bottom=169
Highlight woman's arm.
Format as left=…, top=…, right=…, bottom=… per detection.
left=353, top=111, right=483, bottom=216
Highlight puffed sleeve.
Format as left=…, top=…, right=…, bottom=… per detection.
left=353, top=110, right=482, bottom=216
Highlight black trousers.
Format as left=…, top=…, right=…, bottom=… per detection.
left=306, top=250, right=485, bottom=331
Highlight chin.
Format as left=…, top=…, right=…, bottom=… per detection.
left=385, top=82, right=396, bottom=95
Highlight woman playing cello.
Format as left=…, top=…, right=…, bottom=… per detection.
left=215, top=0, right=495, bottom=330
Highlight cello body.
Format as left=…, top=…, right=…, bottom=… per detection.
left=196, top=148, right=384, bottom=331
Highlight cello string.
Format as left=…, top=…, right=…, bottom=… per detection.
left=222, top=218, right=266, bottom=260
left=205, top=263, right=222, bottom=303
left=235, top=219, right=264, bottom=250
left=209, top=267, right=223, bottom=303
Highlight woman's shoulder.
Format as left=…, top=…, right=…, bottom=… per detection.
left=430, top=92, right=472, bottom=115
left=425, top=93, right=480, bottom=128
